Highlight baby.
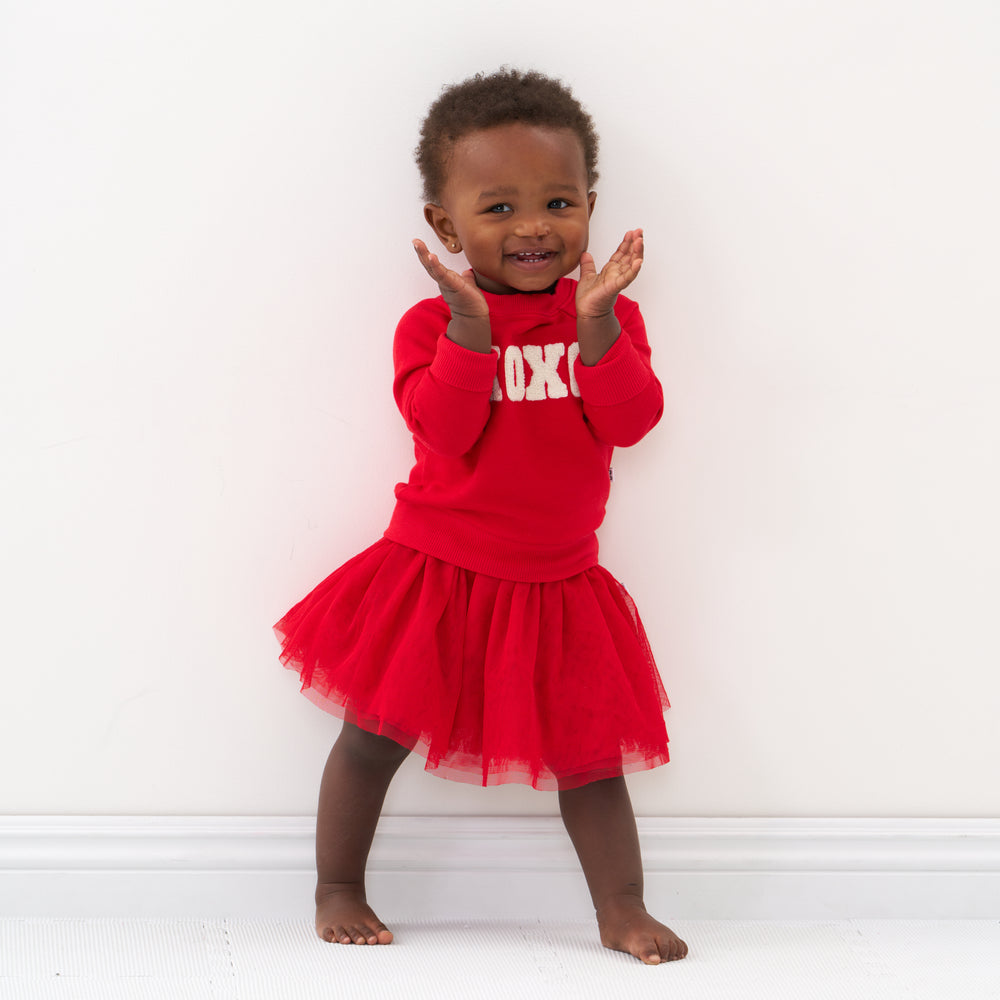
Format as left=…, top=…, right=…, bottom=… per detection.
left=275, top=68, right=687, bottom=964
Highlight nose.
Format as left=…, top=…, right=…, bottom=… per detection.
left=513, top=212, right=551, bottom=238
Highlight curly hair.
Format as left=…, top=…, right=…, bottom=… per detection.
left=416, top=68, right=600, bottom=203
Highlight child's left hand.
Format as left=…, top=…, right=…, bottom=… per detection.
left=576, top=229, right=644, bottom=319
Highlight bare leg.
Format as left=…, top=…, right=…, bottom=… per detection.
left=559, top=776, right=688, bottom=965
left=314, top=721, right=410, bottom=945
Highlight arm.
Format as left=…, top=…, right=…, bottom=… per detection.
left=575, top=298, right=663, bottom=446
left=575, top=229, right=644, bottom=365
left=412, top=238, right=492, bottom=354
left=573, top=230, right=663, bottom=446
left=393, top=244, right=498, bottom=457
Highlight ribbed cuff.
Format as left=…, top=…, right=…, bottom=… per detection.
left=573, top=332, right=650, bottom=405
left=428, top=334, right=499, bottom=392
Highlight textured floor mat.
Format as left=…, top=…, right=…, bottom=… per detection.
left=1, top=919, right=998, bottom=999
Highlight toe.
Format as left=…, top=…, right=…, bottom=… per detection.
left=636, top=938, right=663, bottom=965
left=369, top=923, right=393, bottom=945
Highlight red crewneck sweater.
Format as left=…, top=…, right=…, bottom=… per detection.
left=384, top=277, right=663, bottom=582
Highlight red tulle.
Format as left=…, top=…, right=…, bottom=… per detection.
left=274, top=539, right=669, bottom=790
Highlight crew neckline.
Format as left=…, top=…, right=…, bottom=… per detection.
left=478, top=277, right=577, bottom=316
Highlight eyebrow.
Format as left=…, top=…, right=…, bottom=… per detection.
left=477, top=186, right=518, bottom=201
left=476, top=183, right=582, bottom=201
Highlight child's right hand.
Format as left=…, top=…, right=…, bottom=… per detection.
left=412, top=239, right=490, bottom=320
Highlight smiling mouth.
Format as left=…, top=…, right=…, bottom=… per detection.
left=509, top=251, right=555, bottom=264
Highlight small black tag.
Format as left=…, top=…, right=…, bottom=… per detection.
left=609, top=467, right=614, bottom=482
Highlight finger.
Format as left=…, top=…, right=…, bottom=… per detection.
left=599, top=251, right=641, bottom=293
left=578, top=250, right=596, bottom=279
left=607, top=230, right=635, bottom=265
left=616, top=230, right=643, bottom=279
left=623, top=230, right=644, bottom=266
left=413, top=239, right=453, bottom=275
left=631, top=229, right=644, bottom=263
left=412, top=238, right=437, bottom=273
left=617, top=229, right=643, bottom=258
left=412, top=237, right=432, bottom=263
left=414, top=241, right=460, bottom=286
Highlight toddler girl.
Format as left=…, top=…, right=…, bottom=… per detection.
left=275, top=68, right=688, bottom=965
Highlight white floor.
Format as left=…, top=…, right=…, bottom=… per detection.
left=0, top=919, right=998, bottom=1000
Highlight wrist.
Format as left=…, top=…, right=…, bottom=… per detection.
left=576, top=312, right=620, bottom=366
left=446, top=314, right=493, bottom=354
left=449, top=309, right=490, bottom=321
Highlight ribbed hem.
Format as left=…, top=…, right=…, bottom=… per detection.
left=574, top=329, right=651, bottom=405
left=385, top=502, right=599, bottom=582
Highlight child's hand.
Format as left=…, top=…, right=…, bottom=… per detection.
left=576, top=229, right=644, bottom=319
left=413, top=239, right=490, bottom=319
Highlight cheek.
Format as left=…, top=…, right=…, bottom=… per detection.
left=472, top=232, right=502, bottom=253
left=566, top=221, right=590, bottom=249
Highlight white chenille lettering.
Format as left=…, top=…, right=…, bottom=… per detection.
left=567, top=342, right=581, bottom=397
left=490, top=346, right=502, bottom=401
left=523, top=343, right=568, bottom=400
left=504, top=345, right=526, bottom=402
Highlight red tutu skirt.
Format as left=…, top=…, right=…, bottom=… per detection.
left=274, top=538, right=670, bottom=790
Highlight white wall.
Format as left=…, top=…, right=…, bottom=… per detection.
left=2, top=0, right=998, bottom=819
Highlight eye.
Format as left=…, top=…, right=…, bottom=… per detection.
left=487, top=203, right=512, bottom=214
left=548, top=198, right=570, bottom=210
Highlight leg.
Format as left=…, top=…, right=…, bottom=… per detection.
left=314, top=721, right=410, bottom=945
left=559, top=776, right=688, bottom=965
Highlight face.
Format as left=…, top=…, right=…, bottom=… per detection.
left=425, top=123, right=596, bottom=294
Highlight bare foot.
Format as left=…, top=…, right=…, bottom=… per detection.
left=596, top=895, right=688, bottom=965
left=315, top=883, right=394, bottom=945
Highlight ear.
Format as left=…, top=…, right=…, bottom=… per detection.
left=423, top=203, right=463, bottom=254
left=587, top=191, right=597, bottom=217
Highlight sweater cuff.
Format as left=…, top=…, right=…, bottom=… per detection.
left=428, top=334, right=499, bottom=392
left=573, top=331, right=650, bottom=405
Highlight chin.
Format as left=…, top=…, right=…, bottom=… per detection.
left=511, top=268, right=569, bottom=291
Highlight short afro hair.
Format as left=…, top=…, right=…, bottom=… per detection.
left=416, top=68, right=600, bottom=203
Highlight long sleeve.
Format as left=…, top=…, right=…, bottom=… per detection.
left=393, top=299, right=499, bottom=457
left=573, top=297, right=664, bottom=447
left=386, top=279, right=663, bottom=581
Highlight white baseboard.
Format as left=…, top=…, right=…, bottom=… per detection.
left=2, top=816, right=998, bottom=920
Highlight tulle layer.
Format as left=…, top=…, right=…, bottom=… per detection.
left=274, top=538, right=670, bottom=790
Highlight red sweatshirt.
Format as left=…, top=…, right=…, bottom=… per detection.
left=384, top=277, right=663, bottom=582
